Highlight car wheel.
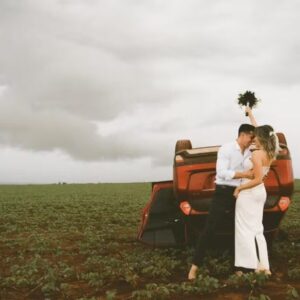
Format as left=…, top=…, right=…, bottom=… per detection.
left=175, top=140, right=192, bottom=153
left=276, top=132, right=287, bottom=146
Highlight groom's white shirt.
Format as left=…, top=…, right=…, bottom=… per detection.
left=215, top=140, right=251, bottom=187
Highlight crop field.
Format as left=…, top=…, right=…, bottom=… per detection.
left=0, top=181, right=299, bottom=300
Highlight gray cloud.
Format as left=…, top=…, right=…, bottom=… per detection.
left=0, top=0, right=300, bottom=181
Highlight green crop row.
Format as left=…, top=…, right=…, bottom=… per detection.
left=0, top=181, right=299, bottom=299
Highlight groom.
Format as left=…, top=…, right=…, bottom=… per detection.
left=188, top=123, right=255, bottom=280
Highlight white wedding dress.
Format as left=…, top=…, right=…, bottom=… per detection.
left=235, top=156, right=270, bottom=270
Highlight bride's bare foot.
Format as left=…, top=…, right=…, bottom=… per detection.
left=235, top=270, right=243, bottom=277
left=188, top=264, right=198, bottom=280
left=255, top=269, right=272, bottom=276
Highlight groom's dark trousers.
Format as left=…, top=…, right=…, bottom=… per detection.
left=192, top=184, right=236, bottom=266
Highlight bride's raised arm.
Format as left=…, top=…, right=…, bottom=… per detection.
left=245, top=106, right=258, bottom=127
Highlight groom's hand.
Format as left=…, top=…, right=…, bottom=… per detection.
left=233, top=187, right=240, bottom=198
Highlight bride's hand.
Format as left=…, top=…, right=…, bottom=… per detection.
left=234, top=187, right=240, bottom=198
left=245, top=106, right=252, bottom=115
left=245, top=105, right=258, bottom=126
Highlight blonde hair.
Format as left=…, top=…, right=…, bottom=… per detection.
left=254, top=125, right=280, bottom=160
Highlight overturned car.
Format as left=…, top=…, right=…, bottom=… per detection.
left=137, top=133, right=294, bottom=248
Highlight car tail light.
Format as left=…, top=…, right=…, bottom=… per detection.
left=180, top=201, right=191, bottom=215
left=175, top=155, right=184, bottom=163
left=278, top=196, right=290, bottom=211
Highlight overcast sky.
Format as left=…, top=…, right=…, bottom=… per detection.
left=0, top=0, right=299, bottom=183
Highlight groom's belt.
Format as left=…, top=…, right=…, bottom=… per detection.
left=216, top=184, right=236, bottom=190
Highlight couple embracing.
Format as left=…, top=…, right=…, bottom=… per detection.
left=188, top=107, right=280, bottom=279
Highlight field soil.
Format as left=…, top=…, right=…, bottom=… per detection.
left=0, top=183, right=299, bottom=300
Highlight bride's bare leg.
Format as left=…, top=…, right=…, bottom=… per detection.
left=188, top=264, right=198, bottom=280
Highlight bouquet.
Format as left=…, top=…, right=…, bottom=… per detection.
left=237, top=91, right=260, bottom=116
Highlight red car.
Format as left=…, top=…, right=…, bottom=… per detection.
left=138, top=133, right=294, bottom=248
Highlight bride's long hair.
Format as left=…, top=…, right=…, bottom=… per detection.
left=254, top=125, right=281, bottom=160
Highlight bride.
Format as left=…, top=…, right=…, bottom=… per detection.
left=233, top=107, right=280, bottom=275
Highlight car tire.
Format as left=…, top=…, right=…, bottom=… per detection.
left=175, top=140, right=192, bottom=153
left=276, top=132, right=287, bottom=146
